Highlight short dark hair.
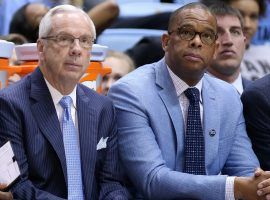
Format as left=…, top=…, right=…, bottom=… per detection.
left=201, top=0, right=266, bottom=17
left=9, top=3, right=38, bottom=42
left=168, top=2, right=215, bottom=31
left=209, top=3, right=244, bottom=29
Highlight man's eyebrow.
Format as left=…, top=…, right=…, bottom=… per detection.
left=179, top=24, right=194, bottom=28
left=181, top=24, right=215, bottom=32
left=217, top=26, right=225, bottom=31
left=230, top=26, right=242, bottom=30
left=217, top=26, right=242, bottom=32
left=203, top=27, right=216, bottom=33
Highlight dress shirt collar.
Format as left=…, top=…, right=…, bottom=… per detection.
left=231, top=73, right=244, bottom=95
left=167, top=65, right=203, bottom=101
left=44, top=78, right=77, bottom=109
left=207, top=71, right=243, bottom=95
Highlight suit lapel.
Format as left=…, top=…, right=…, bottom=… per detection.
left=202, top=76, right=220, bottom=172
left=155, top=59, right=185, bottom=168
left=155, top=62, right=221, bottom=172
left=30, top=68, right=67, bottom=183
left=242, top=77, right=252, bottom=89
left=77, top=86, right=97, bottom=199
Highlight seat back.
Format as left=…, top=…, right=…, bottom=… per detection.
left=97, top=28, right=165, bottom=51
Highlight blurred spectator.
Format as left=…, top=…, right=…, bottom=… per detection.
left=224, top=0, right=266, bottom=47
left=0, top=0, right=36, bottom=35
left=87, top=0, right=119, bottom=35
left=126, top=36, right=164, bottom=67
left=0, top=0, right=68, bottom=36
left=102, top=51, right=134, bottom=95
left=9, top=3, right=49, bottom=43
left=252, top=0, right=270, bottom=45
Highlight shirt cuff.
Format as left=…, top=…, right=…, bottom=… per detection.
left=225, top=176, right=236, bottom=200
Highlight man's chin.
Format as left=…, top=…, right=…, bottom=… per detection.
left=63, top=72, right=83, bottom=83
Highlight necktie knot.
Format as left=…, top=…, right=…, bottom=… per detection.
left=184, top=87, right=200, bottom=104
left=59, top=96, right=72, bottom=110
left=59, top=96, right=73, bottom=121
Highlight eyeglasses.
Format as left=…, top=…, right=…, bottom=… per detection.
left=41, top=34, right=95, bottom=49
left=168, top=27, right=217, bottom=46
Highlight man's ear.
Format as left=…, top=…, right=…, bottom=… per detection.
left=213, top=40, right=220, bottom=59
left=37, top=39, right=44, bottom=53
left=161, top=33, right=170, bottom=51
left=37, top=39, right=45, bottom=61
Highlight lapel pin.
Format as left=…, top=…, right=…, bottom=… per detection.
left=209, top=129, right=216, bottom=137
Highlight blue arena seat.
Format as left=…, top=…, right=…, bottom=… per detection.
left=97, top=28, right=165, bottom=51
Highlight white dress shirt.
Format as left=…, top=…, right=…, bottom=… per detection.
left=167, top=66, right=203, bottom=127
left=231, top=74, right=244, bottom=95
left=207, top=72, right=244, bottom=95
left=167, top=66, right=235, bottom=200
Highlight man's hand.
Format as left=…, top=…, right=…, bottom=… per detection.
left=0, top=184, right=13, bottom=200
left=254, top=168, right=270, bottom=200
left=234, top=168, right=270, bottom=200
left=0, top=191, right=13, bottom=200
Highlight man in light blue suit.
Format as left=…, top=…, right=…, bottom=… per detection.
left=0, top=5, right=127, bottom=200
left=108, top=2, right=270, bottom=200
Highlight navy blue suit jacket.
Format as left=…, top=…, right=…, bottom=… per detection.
left=242, top=74, right=270, bottom=170
left=242, top=77, right=252, bottom=90
left=0, top=68, right=127, bottom=199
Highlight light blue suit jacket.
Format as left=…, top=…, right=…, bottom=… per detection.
left=108, top=58, right=259, bottom=200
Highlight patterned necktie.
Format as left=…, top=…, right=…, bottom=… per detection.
left=183, top=88, right=206, bottom=175
left=59, top=96, right=84, bottom=200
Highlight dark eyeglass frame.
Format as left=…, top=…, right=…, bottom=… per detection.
left=41, top=34, right=95, bottom=49
left=168, top=27, right=218, bottom=46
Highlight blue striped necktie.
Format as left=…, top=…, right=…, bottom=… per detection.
left=183, top=88, right=206, bottom=175
left=59, top=96, right=84, bottom=200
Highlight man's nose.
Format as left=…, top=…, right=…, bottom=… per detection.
left=190, top=34, right=203, bottom=48
left=69, top=39, right=82, bottom=56
left=220, top=32, right=233, bottom=45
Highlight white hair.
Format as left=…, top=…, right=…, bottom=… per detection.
left=39, top=4, right=96, bottom=39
